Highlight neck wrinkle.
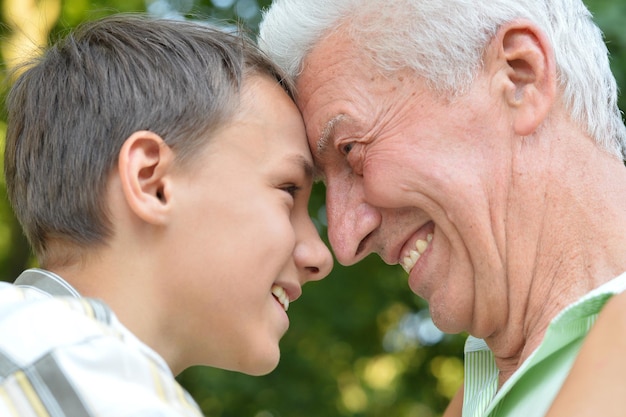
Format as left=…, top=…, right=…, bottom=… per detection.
left=490, top=149, right=626, bottom=386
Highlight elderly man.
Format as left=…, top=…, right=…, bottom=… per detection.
left=259, top=1, right=626, bottom=416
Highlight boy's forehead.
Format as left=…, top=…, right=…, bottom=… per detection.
left=198, top=74, right=312, bottom=170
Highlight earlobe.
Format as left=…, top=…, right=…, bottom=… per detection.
left=118, top=131, right=174, bottom=225
left=493, top=20, right=556, bottom=136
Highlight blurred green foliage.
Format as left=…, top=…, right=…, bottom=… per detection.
left=0, top=1, right=624, bottom=416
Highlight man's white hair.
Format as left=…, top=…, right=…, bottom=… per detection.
left=259, top=0, right=626, bottom=158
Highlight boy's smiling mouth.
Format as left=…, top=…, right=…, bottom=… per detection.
left=271, top=285, right=290, bottom=311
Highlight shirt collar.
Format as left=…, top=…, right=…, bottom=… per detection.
left=14, top=268, right=81, bottom=298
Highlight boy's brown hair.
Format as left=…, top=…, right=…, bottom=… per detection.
left=5, top=14, right=292, bottom=266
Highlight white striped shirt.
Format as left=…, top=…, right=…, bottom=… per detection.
left=0, top=268, right=204, bottom=417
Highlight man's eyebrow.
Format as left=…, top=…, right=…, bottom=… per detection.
left=317, top=114, right=347, bottom=158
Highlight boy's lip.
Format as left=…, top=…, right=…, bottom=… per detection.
left=271, top=281, right=302, bottom=311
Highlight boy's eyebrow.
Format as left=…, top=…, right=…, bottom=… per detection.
left=288, top=154, right=317, bottom=181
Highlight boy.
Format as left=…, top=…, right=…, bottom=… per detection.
left=1, top=14, right=332, bottom=415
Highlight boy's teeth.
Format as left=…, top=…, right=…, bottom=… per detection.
left=400, top=233, right=433, bottom=274
left=271, top=285, right=289, bottom=311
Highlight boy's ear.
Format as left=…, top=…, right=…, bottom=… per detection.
left=488, top=19, right=556, bottom=136
left=118, top=130, right=175, bottom=225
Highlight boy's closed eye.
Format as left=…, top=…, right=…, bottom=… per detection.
left=281, top=184, right=301, bottom=198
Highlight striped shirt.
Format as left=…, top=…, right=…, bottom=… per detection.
left=462, top=271, right=626, bottom=417
left=0, top=268, right=204, bottom=417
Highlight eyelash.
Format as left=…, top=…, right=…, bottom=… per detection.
left=341, top=142, right=354, bottom=155
left=282, top=184, right=301, bottom=198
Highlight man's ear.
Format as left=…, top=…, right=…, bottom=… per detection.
left=117, top=130, right=175, bottom=225
left=489, top=20, right=557, bottom=136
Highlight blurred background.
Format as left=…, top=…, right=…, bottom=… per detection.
left=0, top=0, right=625, bottom=416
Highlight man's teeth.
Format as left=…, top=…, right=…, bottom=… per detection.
left=401, top=233, right=433, bottom=274
left=271, top=285, right=289, bottom=311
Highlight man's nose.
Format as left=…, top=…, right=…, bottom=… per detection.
left=325, top=181, right=381, bottom=266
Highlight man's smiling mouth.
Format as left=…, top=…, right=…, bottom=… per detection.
left=400, top=233, right=432, bottom=273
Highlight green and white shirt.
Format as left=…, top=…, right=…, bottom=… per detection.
left=462, top=272, right=626, bottom=417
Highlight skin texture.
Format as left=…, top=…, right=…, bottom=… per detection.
left=53, top=75, right=333, bottom=376
left=295, top=17, right=626, bottom=397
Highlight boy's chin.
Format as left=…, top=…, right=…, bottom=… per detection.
left=223, top=348, right=281, bottom=376
left=242, top=355, right=280, bottom=376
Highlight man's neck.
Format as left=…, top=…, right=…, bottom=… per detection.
left=489, top=136, right=626, bottom=385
